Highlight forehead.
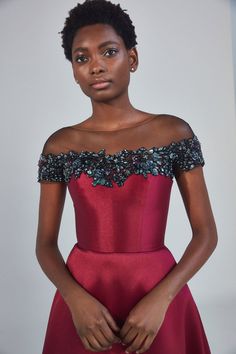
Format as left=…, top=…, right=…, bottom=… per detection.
left=72, top=23, right=125, bottom=50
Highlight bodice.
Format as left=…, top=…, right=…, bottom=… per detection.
left=37, top=134, right=205, bottom=252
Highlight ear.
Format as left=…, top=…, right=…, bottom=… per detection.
left=128, top=47, right=139, bottom=72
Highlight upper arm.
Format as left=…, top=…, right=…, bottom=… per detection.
left=36, top=128, right=69, bottom=246
left=36, top=182, right=67, bottom=246
left=175, top=166, right=217, bottom=238
left=171, top=117, right=217, bottom=239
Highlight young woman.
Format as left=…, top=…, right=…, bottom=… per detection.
left=36, top=1, right=218, bottom=353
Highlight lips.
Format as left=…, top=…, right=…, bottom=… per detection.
left=90, top=80, right=112, bottom=90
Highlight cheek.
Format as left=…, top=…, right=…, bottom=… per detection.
left=110, top=60, right=130, bottom=83
left=113, top=54, right=129, bottom=71
left=72, top=62, right=86, bottom=77
left=74, top=67, right=85, bottom=80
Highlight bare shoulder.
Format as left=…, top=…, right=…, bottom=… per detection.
left=153, top=114, right=195, bottom=141
left=41, top=126, right=76, bottom=155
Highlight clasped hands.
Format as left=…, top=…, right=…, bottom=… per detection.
left=70, top=289, right=169, bottom=353
left=117, top=291, right=169, bottom=353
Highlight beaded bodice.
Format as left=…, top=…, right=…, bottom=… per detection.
left=37, top=124, right=205, bottom=252
left=37, top=134, right=204, bottom=188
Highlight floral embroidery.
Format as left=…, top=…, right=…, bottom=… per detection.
left=37, top=135, right=205, bottom=187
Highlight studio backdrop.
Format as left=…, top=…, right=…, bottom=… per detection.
left=0, top=1, right=235, bottom=353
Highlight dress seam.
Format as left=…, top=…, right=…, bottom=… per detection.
left=139, top=178, right=149, bottom=249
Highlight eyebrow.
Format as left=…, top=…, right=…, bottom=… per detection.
left=72, top=40, right=120, bottom=54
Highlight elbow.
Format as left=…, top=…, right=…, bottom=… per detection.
left=213, top=229, right=218, bottom=250
left=208, top=221, right=218, bottom=252
left=35, top=237, right=39, bottom=258
left=193, top=224, right=218, bottom=255
left=35, top=243, right=41, bottom=261
left=35, top=241, right=42, bottom=263
left=35, top=236, right=58, bottom=262
left=35, top=235, right=43, bottom=260
left=209, top=230, right=218, bottom=254
left=202, top=226, right=218, bottom=255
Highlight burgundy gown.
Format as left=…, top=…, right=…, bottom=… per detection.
left=37, top=117, right=211, bottom=354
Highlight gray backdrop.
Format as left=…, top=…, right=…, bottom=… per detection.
left=0, top=1, right=235, bottom=353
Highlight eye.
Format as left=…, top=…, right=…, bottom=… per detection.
left=104, top=48, right=119, bottom=57
left=75, top=55, right=88, bottom=63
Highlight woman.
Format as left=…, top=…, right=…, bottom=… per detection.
left=36, top=1, right=218, bottom=353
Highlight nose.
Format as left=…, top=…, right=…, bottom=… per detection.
left=90, top=57, right=106, bottom=75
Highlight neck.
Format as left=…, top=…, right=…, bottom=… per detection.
left=89, top=93, right=138, bottom=129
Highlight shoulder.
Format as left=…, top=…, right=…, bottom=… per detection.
left=41, top=126, right=77, bottom=155
left=155, top=115, right=205, bottom=175
left=152, top=114, right=195, bottom=141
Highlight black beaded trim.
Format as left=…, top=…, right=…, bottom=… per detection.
left=37, top=135, right=205, bottom=187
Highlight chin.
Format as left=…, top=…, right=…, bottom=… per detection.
left=80, top=80, right=129, bottom=101
left=86, top=89, right=125, bottom=103
left=92, top=95, right=118, bottom=103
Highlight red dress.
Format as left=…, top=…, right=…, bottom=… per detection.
left=37, top=121, right=211, bottom=354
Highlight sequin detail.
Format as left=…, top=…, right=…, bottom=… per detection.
left=37, top=135, right=205, bottom=187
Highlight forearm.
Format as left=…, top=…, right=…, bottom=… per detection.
left=35, top=243, right=88, bottom=309
left=150, top=231, right=218, bottom=304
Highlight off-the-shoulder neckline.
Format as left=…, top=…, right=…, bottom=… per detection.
left=69, top=114, right=160, bottom=132
left=39, top=134, right=198, bottom=159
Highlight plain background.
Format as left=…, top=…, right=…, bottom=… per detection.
left=0, top=0, right=236, bottom=353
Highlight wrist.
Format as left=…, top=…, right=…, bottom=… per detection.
left=62, top=283, right=88, bottom=310
left=149, top=281, right=175, bottom=307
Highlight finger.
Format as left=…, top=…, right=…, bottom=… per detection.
left=136, top=335, right=154, bottom=354
left=125, top=333, right=148, bottom=353
left=93, top=329, right=114, bottom=349
left=86, top=333, right=111, bottom=352
left=94, top=324, right=121, bottom=348
left=120, top=325, right=133, bottom=343
left=102, top=309, right=120, bottom=333
left=82, top=336, right=97, bottom=352
left=100, top=321, right=122, bottom=344
left=121, top=327, right=138, bottom=345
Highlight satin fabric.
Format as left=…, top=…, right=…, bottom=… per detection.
left=42, top=173, right=211, bottom=353
left=69, top=173, right=172, bottom=252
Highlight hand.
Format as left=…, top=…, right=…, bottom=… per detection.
left=68, top=291, right=122, bottom=352
left=119, top=292, right=169, bottom=353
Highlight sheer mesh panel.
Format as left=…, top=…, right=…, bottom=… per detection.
left=37, top=115, right=205, bottom=184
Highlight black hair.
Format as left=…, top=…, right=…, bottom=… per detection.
left=59, top=0, right=138, bottom=62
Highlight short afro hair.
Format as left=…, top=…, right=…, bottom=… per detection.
left=59, top=0, right=138, bottom=62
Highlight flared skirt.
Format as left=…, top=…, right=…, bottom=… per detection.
left=42, top=243, right=211, bottom=354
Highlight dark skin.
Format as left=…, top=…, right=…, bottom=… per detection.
left=36, top=23, right=218, bottom=353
